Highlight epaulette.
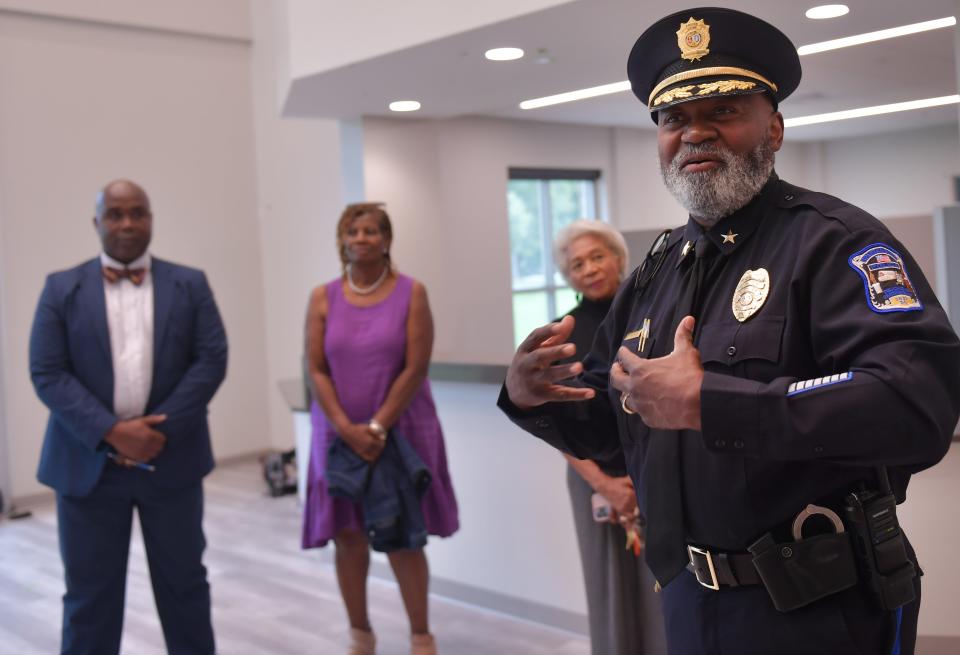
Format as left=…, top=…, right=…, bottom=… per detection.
left=774, top=182, right=883, bottom=234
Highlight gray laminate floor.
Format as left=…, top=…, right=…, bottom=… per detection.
left=0, top=460, right=589, bottom=655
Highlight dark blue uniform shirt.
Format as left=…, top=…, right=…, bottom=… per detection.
left=500, top=174, right=960, bottom=552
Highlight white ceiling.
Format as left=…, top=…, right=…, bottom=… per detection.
left=283, top=0, right=959, bottom=142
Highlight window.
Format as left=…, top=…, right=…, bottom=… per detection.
left=507, top=168, right=602, bottom=348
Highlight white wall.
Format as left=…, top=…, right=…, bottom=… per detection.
left=362, top=119, right=445, bottom=310
left=0, top=180, right=9, bottom=503
left=364, top=116, right=618, bottom=365
left=363, top=116, right=836, bottom=365
left=610, top=126, right=687, bottom=231
left=248, top=0, right=350, bottom=451
left=821, top=124, right=960, bottom=219
left=0, top=9, right=269, bottom=498
left=0, top=0, right=250, bottom=41
left=428, top=381, right=587, bottom=616
left=900, top=446, right=960, bottom=637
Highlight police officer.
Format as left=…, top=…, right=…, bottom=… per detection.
left=499, top=7, right=960, bottom=655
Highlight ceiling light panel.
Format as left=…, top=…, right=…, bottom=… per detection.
left=784, top=95, right=960, bottom=127
left=798, top=16, right=956, bottom=55
left=520, top=81, right=632, bottom=109
left=518, top=17, right=958, bottom=118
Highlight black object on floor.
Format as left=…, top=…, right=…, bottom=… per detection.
left=262, top=449, right=297, bottom=497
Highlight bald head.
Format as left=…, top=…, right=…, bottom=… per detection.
left=93, top=179, right=153, bottom=263
left=95, top=179, right=150, bottom=218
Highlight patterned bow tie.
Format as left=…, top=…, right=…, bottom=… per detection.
left=102, top=266, right=146, bottom=286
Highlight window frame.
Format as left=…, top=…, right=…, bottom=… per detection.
left=506, top=168, right=603, bottom=345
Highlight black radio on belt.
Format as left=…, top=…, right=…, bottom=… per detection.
left=843, top=467, right=916, bottom=611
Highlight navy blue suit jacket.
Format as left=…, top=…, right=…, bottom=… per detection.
left=30, top=257, right=228, bottom=497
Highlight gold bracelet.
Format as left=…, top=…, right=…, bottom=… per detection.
left=620, top=393, right=636, bottom=415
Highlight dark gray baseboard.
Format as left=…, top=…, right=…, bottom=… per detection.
left=429, top=362, right=509, bottom=385
left=917, top=635, right=960, bottom=654
left=316, top=552, right=960, bottom=647
left=317, top=549, right=588, bottom=636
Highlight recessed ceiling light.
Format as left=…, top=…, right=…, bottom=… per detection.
left=784, top=94, right=959, bottom=127
left=805, top=4, right=849, bottom=20
left=388, top=100, right=421, bottom=112
left=520, top=80, right=632, bottom=109
left=798, top=16, right=955, bottom=55
left=485, top=47, right=525, bottom=61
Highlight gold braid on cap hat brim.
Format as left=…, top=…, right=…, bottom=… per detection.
left=648, top=66, right=778, bottom=109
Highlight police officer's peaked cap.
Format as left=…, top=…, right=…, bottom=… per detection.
left=628, top=7, right=801, bottom=123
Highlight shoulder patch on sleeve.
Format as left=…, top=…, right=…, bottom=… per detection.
left=848, top=243, right=923, bottom=314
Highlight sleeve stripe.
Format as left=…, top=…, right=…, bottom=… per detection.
left=787, top=372, right=852, bottom=397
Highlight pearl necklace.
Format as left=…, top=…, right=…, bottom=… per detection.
left=346, top=263, right=389, bottom=295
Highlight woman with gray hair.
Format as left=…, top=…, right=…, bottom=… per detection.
left=553, top=219, right=665, bottom=655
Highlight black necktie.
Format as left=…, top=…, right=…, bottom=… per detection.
left=644, top=235, right=716, bottom=586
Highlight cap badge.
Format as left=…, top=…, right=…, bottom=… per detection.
left=732, top=268, right=770, bottom=322
left=677, top=18, right=710, bottom=61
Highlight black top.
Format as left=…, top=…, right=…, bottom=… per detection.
left=558, top=296, right=627, bottom=477
left=500, top=174, right=960, bottom=554
left=561, top=296, right=612, bottom=359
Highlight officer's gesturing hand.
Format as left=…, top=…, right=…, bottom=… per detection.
left=611, top=316, right=703, bottom=430
left=506, top=315, right=597, bottom=411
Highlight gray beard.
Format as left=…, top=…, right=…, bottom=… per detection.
left=660, top=138, right=776, bottom=227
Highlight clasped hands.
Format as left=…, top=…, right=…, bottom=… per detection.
left=505, top=314, right=704, bottom=431
left=340, top=422, right=387, bottom=462
left=104, top=414, right=167, bottom=467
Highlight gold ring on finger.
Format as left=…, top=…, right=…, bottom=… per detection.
left=620, top=392, right=636, bottom=415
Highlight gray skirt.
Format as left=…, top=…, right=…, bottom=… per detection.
left=567, top=465, right=667, bottom=655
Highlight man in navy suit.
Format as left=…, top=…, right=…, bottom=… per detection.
left=29, top=179, right=228, bottom=655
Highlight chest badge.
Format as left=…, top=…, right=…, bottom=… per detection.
left=732, top=268, right=770, bottom=322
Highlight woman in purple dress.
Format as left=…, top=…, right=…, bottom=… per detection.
left=302, top=203, right=459, bottom=655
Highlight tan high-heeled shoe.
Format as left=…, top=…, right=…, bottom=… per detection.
left=411, top=632, right=437, bottom=655
left=348, top=627, right=376, bottom=655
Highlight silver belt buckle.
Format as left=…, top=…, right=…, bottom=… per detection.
left=687, top=545, right=720, bottom=591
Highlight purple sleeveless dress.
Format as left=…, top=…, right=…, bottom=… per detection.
left=301, top=274, right=459, bottom=548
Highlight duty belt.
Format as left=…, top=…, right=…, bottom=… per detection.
left=685, top=504, right=848, bottom=592
left=686, top=545, right=762, bottom=590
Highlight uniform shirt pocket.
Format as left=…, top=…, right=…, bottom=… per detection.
left=699, top=315, right=785, bottom=369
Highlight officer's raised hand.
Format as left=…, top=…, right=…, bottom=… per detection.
left=505, top=315, right=597, bottom=410
left=611, top=316, right=703, bottom=430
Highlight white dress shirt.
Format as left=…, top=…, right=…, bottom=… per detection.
left=100, top=251, right=154, bottom=420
